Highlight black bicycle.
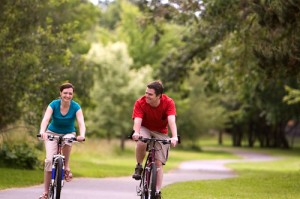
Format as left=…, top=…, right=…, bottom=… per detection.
left=37, top=134, right=83, bottom=199
left=132, top=135, right=180, bottom=199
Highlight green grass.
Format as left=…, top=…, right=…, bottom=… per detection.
left=162, top=147, right=300, bottom=199
left=0, top=138, right=235, bottom=190
left=0, top=168, right=42, bottom=189
left=2, top=136, right=300, bottom=199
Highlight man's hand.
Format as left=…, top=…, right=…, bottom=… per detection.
left=170, top=137, right=178, bottom=147
left=132, top=132, right=140, bottom=141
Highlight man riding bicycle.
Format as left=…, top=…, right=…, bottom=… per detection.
left=131, top=80, right=178, bottom=199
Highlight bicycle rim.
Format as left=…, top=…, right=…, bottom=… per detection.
left=53, top=158, right=63, bottom=199
left=48, top=184, right=54, bottom=199
left=149, top=163, right=157, bottom=199
left=140, top=169, right=148, bottom=199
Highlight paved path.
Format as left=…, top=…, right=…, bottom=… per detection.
left=0, top=149, right=279, bottom=199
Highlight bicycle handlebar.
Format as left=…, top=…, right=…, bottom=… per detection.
left=138, top=137, right=171, bottom=145
left=128, top=130, right=181, bottom=144
left=37, top=134, right=85, bottom=142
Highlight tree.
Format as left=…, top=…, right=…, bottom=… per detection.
left=0, top=0, right=100, bottom=132
left=85, top=42, right=153, bottom=149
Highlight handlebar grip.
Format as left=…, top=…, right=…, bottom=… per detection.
left=128, top=130, right=135, bottom=139
left=177, top=135, right=181, bottom=144
left=37, top=134, right=41, bottom=138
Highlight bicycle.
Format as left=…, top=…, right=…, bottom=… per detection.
left=130, top=132, right=180, bottom=199
left=37, top=134, right=84, bottom=199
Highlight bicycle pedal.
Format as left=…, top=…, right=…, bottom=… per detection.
left=136, top=189, right=142, bottom=195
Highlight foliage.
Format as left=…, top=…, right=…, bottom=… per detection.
left=115, top=0, right=185, bottom=70
left=0, top=143, right=39, bottom=169
left=85, top=42, right=153, bottom=139
left=0, top=0, right=100, bottom=131
left=283, top=86, right=300, bottom=105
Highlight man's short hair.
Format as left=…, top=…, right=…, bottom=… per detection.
left=147, top=80, right=164, bottom=96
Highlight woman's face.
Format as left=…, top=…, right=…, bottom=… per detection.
left=60, top=88, right=73, bottom=102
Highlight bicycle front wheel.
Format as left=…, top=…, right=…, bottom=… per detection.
left=149, top=163, right=157, bottom=199
left=140, top=170, right=148, bottom=199
left=52, top=157, right=63, bottom=199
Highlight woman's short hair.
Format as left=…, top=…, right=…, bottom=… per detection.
left=60, top=82, right=74, bottom=92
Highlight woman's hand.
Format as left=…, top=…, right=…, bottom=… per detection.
left=76, top=135, right=85, bottom=142
left=40, top=132, right=49, bottom=140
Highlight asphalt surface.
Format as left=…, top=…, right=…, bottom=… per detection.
left=0, top=149, right=279, bottom=199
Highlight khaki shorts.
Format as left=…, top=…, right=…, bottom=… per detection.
left=44, top=131, right=75, bottom=171
left=140, top=126, right=170, bottom=165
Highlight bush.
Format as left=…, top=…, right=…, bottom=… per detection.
left=0, top=142, right=39, bottom=169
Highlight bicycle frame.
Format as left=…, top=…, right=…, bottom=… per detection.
left=137, top=137, right=171, bottom=199
left=37, top=134, right=78, bottom=199
left=50, top=136, right=66, bottom=195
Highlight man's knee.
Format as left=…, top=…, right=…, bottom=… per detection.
left=155, top=160, right=163, bottom=167
left=136, top=141, right=147, bottom=150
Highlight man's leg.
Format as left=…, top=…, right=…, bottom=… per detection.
left=132, top=141, right=147, bottom=180
left=133, top=127, right=151, bottom=180
left=136, top=141, right=147, bottom=164
left=156, top=160, right=163, bottom=191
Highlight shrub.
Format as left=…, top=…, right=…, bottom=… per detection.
left=0, top=142, right=39, bottom=169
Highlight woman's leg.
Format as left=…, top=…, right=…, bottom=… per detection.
left=62, top=145, right=72, bottom=170
left=43, top=138, right=57, bottom=194
left=43, top=171, right=51, bottom=193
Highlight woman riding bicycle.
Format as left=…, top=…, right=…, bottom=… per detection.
left=38, top=82, right=86, bottom=199
left=131, top=80, right=178, bottom=199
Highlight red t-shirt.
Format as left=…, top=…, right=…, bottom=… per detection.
left=132, top=94, right=176, bottom=134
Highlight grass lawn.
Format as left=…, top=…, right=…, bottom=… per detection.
left=1, top=136, right=300, bottom=199
left=0, top=138, right=236, bottom=190
left=162, top=147, right=300, bottom=199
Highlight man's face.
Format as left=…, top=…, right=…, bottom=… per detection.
left=145, top=88, right=160, bottom=106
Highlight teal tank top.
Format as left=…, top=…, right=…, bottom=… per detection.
left=47, top=99, right=81, bottom=134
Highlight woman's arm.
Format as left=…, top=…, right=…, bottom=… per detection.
left=76, top=109, right=86, bottom=141
left=39, top=106, right=53, bottom=140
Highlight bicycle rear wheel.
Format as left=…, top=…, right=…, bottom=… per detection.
left=52, top=158, right=63, bottom=199
left=149, top=163, right=157, bottom=199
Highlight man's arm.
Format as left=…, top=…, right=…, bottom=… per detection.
left=132, top=117, right=142, bottom=140
left=168, top=115, right=178, bottom=147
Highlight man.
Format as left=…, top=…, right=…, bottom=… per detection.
left=131, top=80, right=178, bottom=199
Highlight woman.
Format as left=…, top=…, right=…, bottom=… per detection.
left=38, top=82, right=86, bottom=199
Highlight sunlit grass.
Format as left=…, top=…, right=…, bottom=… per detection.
left=2, top=132, right=300, bottom=199
left=0, top=137, right=237, bottom=189
left=162, top=144, right=300, bottom=199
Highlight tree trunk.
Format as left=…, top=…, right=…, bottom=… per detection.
left=218, top=131, right=223, bottom=145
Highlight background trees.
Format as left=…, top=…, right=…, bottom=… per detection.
left=1, top=0, right=300, bottom=154
left=0, top=0, right=99, bottom=132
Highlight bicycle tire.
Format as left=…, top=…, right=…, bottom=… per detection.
left=140, top=169, right=148, bottom=199
left=149, top=163, right=157, bottom=199
left=53, top=157, right=63, bottom=199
